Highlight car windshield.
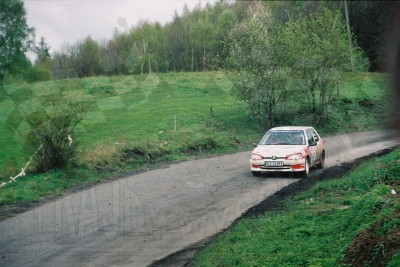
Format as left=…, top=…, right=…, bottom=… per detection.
left=260, top=130, right=305, bottom=145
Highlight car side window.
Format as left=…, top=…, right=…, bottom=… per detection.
left=312, top=129, right=319, bottom=141
left=306, top=129, right=314, bottom=145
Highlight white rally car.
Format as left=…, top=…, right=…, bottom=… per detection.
left=250, top=126, right=325, bottom=178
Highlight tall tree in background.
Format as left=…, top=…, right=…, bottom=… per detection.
left=31, top=36, right=51, bottom=81
left=72, top=36, right=101, bottom=77
left=165, top=12, right=184, bottom=72
left=99, top=38, right=122, bottom=75
left=225, top=3, right=354, bottom=127
left=216, top=9, right=236, bottom=66
left=224, top=2, right=288, bottom=128
left=0, top=0, right=35, bottom=80
left=282, top=8, right=350, bottom=117
left=195, top=7, right=214, bottom=71
left=35, top=36, right=51, bottom=68
left=126, top=21, right=150, bottom=75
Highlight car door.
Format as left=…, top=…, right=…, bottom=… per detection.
left=305, top=129, right=317, bottom=165
left=311, top=128, right=324, bottom=160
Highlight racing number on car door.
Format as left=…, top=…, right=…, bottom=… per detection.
left=306, top=129, right=317, bottom=165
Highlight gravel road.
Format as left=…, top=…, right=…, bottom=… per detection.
left=0, top=131, right=397, bottom=267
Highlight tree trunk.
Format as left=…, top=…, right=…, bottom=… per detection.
left=203, top=49, right=206, bottom=71
left=310, top=73, right=319, bottom=113
left=320, top=79, right=330, bottom=118
left=0, top=70, right=5, bottom=81
left=148, top=55, right=152, bottom=74
left=268, top=99, right=273, bottom=129
left=191, top=46, right=194, bottom=72
left=312, top=88, right=316, bottom=113
left=344, top=0, right=355, bottom=71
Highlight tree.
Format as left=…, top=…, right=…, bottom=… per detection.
left=101, top=31, right=128, bottom=75
left=224, top=3, right=356, bottom=127
left=152, top=22, right=169, bottom=73
left=281, top=8, right=351, bottom=117
left=0, top=0, right=35, bottom=80
left=51, top=44, right=78, bottom=79
left=35, top=36, right=51, bottom=66
left=217, top=9, right=236, bottom=65
left=165, top=12, right=184, bottom=72
left=29, top=36, right=52, bottom=81
left=71, top=36, right=101, bottom=77
left=125, top=22, right=150, bottom=75
left=194, top=8, right=214, bottom=71
left=224, top=2, right=288, bottom=128
left=99, top=39, right=121, bottom=75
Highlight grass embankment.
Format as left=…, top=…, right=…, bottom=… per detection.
left=194, top=149, right=400, bottom=267
left=0, top=71, right=390, bottom=205
left=0, top=72, right=255, bottom=204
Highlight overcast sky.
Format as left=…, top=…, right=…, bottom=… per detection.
left=24, top=0, right=217, bottom=55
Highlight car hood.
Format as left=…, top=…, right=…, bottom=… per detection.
left=252, top=145, right=307, bottom=157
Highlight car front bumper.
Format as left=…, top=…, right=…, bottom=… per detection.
left=250, top=159, right=306, bottom=172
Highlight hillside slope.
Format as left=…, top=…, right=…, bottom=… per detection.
left=0, top=71, right=391, bottom=200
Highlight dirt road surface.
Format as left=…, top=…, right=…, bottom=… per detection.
left=0, top=131, right=397, bottom=267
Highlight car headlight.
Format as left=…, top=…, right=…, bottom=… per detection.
left=251, top=153, right=263, bottom=160
left=285, top=153, right=303, bottom=160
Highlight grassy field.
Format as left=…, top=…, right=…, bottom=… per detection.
left=0, top=71, right=391, bottom=204
left=194, top=149, right=400, bottom=267
left=1, top=72, right=254, bottom=173
left=323, top=72, right=391, bottom=134
left=0, top=71, right=257, bottom=203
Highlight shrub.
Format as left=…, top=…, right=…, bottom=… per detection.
left=26, top=96, right=85, bottom=172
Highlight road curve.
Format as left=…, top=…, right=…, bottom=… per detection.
left=0, top=131, right=398, bottom=267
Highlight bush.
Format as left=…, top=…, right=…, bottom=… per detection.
left=23, top=67, right=51, bottom=83
left=388, top=253, right=400, bottom=267
left=26, top=96, right=85, bottom=172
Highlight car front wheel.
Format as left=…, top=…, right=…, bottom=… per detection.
left=252, top=171, right=261, bottom=177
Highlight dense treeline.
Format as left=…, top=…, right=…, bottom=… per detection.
left=1, top=1, right=399, bottom=83
left=48, top=2, right=250, bottom=79
left=40, top=1, right=398, bottom=80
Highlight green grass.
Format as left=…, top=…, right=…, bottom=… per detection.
left=0, top=71, right=391, bottom=205
left=0, top=168, right=101, bottom=203
left=320, top=71, right=391, bottom=135
left=0, top=71, right=259, bottom=203
left=1, top=72, right=253, bottom=171
left=194, top=149, right=400, bottom=267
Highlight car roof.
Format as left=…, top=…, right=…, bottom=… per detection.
left=269, top=126, right=313, bottom=131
